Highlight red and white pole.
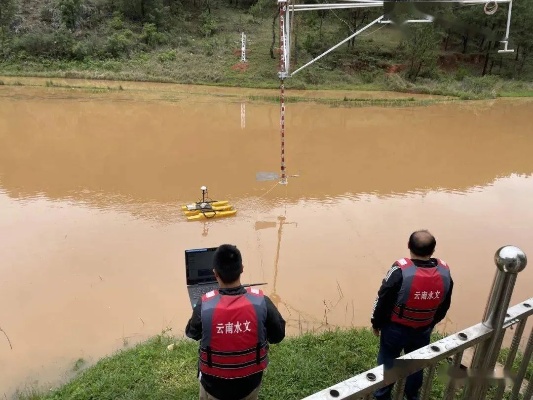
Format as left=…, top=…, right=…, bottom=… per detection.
left=279, top=0, right=288, bottom=185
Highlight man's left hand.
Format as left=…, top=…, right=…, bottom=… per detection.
left=373, top=328, right=380, bottom=337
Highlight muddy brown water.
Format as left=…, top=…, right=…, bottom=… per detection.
left=0, top=80, right=532, bottom=397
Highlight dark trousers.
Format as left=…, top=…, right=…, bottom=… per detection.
left=374, top=323, right=433, bottom=400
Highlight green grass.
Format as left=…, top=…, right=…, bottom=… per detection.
left=13, top=327, right=532, bottom=400
left=499, top=91, right=533, bottom=97
left=9, top=329, right=414, bottom=400
left=246, top=94, right=457, bottom=107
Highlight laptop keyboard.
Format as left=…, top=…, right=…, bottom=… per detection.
left=190, top=284, right=218, bottom=304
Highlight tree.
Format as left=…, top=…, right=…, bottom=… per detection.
left=118, top=0, right=164, bottom=25
left=403, top=24, right=441, bottom=80
left=58, top=0, right=82, bottom=30
left=0, top=0, right=17, bottom=49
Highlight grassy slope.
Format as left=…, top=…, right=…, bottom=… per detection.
left=1, top=3, right=532, bottom=97
left=0, top=6, right=329, bottom=89
left=16, top=328, right=533, bottom=400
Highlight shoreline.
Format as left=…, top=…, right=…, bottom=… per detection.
left=2, top=72, right=533, bottom=101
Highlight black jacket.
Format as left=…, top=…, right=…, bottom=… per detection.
left=371, top=258, right=453, bottom=330
left=185, top=286, right=286, bottom=400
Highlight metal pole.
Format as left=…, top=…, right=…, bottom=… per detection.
left=493, top=318, right=527, bottom=400
left=443, top=350, right=464, bottom=400
left=420, top=364, right=437, bottom=400
left=463, top=245, right=527, bottom=400
left=523, top=373, right=533, bottom=400
left=279, top=0, right=288, bottom=185
left=480, top=269, right=507, bottom=328
left=392, top=378, right=405, bottom=400
left=510, top=327, right=532, bottom=400
left=280, top=80, right=286, bottom=185
left=504, top=0, right=513, bottom=40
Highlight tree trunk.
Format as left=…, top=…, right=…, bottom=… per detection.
left=444, top=30, right=450, bottom=51
left=482, top=41, right=491, bottom=76
left=518, top=50, right=528, bottom=74
left=353, top=10, right=367, bottom=48
left=414, top=61, right=423, bottom=80
left=479, top=23, right=488, bottom=51
left=350, top=10, right=359, bottom=48
left=360, top=12, right=367, bottom=26
left=408, top=58, right=415, bottom=79
left=462, top=35, right=469, bottom=54
left=479, top=37, right=485, bottom=51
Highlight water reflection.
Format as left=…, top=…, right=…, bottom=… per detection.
left=1, top=91, right=533, bottom=216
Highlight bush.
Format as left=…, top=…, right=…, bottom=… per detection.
left=12, top=28, right=75, bottom=59
left=105, top=29, right=136, bottom=58
left=158, top=49, right=176, bottom=62
left=460, top=75, right=501, bottom=96
left=110, top=12, right=125, bottom=30
left=455, top=67, right=469, bottom=81
left=141, top=23, right=166, bottom=47
left=199, top=11, right=217, bottom=37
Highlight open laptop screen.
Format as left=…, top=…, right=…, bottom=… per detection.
left=185, top=247, right=217, bottom=285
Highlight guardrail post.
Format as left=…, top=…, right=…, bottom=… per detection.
left=509, top=326, right=532, bottom=400
left=463, top=245, right=527, bottom=399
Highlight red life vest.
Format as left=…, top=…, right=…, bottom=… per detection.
left=199, top=287, right=269, bottom=379
left=390, top=258, right=451, bottom=329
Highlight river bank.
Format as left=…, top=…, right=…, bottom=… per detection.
left=1, top=73, right=532, bottom=105
left=14, top=328, right=533, bottom=400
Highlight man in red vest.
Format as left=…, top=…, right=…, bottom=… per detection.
left=186, top=244, right=286, bottom=400
left=371, top=230, right=454, bottom=400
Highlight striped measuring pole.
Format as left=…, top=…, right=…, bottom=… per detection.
left=279, top=0, right=288, bottom=185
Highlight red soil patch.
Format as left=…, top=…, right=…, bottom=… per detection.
left=231, top=63, right=249, bottom=72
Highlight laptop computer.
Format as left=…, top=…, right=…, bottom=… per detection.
left=185, top=247, right=219, bottom=308
left=185, top=247, right=268, bottom=309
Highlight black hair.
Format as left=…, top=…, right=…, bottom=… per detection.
left=408, top=230, right=436, bottom=257
left=213, top=244, right=243, bottom=284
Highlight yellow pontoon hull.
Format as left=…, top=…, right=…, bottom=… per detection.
left=186, top=209, right=237, bottom=221
left=183, top=204, right=234, bottom=216
left=181, top=201, right=229, bottom=211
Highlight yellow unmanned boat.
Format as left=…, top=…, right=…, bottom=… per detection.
left=182, top=186, right=237, bottom=221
